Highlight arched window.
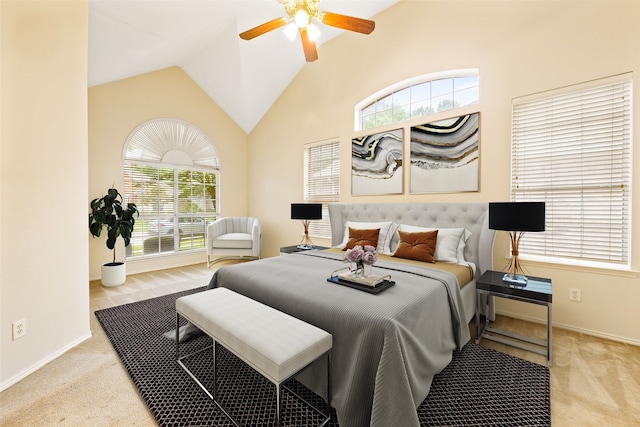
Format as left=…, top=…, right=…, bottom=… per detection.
left=123, top=118, right=220, bottom=258
left=355, top=69, right=479, bottom=130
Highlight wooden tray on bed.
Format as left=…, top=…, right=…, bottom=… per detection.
left=326, top=275, right=395, bottom=294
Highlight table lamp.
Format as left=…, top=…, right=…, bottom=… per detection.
left=489, top=202, right=545, bottom=285
left=291, top=203, right=322, bottom=249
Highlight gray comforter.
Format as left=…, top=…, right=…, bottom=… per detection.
left=205, top=250, right=470, bottom=427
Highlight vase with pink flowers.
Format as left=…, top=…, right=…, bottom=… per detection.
left=344, top=245, right=377, bottom=277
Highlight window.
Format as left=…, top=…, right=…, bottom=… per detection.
left=356, top=70, right=479, bottom=130
left=511, top=74, right=632, bottom=267
left=304, top=140, right=340, bottom=239
left=122, top=119, right=220, bottom=258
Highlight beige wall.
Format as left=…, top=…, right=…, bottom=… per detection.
left=3, top=0, right=637, bottom=391
left=1, top=0, right=90, bottom=389
left=248, top=1, right=640, bottom=344
left=88, top=67, right=249, bottom=279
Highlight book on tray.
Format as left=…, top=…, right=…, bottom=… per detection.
left=334, top=269, right=390, bottom=287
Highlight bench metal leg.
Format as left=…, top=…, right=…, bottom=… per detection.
left=276, top=383, right=282, bottom=427
left=280, top=351, right=332, bottom=427
left=175, top=313, right=215, bottom=400
left=327, top=351, right=332, bottom=411
left=212, top=338, right=217, bottom=401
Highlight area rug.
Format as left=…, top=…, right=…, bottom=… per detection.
left=95, top=288, right=551, bottom=427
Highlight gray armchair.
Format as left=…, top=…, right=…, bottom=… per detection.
left=206, top=217, right=261, bottom=267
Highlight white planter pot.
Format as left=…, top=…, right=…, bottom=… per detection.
left=101, top=262, right=126, bottom=287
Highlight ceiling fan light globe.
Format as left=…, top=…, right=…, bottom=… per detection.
left=284, top=22, right=298, bottom=40
left=294, top=9, right=310, bottom=28
left=306, top=23, right=320, bottom=41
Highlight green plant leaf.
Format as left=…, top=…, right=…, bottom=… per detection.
left=106, top=235, right=117, bottom=250
left=89, top=221, right=102, bottom=237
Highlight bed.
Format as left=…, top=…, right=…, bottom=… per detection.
left=198, top=202, right=495, bottom=427
left=328, top=202, right=495, bottom=326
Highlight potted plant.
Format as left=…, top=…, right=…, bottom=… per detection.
left=89, top=188, right=139, bottom=287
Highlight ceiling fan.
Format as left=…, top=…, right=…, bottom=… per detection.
left=239, top=0, right=375, bottom=62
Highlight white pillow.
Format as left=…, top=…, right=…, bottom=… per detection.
left=338, top=221, right=397, bottom=254
left=457, top=228, right=472, bottom=261
left=396, top=224, right=471, bottom=263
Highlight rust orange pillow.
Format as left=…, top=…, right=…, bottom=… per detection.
left=343, top=227, right=380, bottom=250
left=392, top=230, right=438, bottom=263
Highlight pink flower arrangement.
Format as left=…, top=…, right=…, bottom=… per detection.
left=345, top=245, right=377, bottom=275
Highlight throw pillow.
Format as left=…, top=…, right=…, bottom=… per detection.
left=392, top=230, right=438, bottom=263
left=337, top=221, right=398, bottom=254
left=343, top=227, right=380, bottom=250
left=395, top=224, right=471, bottom=263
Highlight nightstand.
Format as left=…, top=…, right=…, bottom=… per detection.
left=280, top=245, right=329, bottom=255
left=475, top=270, right=552, bottom=366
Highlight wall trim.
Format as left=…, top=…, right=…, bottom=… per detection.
left=0, top=332, right=92, bottom=393
left=90, top=252, right=206, bottom=281
left=496, top=309, right=640, bottom=347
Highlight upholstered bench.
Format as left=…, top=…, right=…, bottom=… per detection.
left=176, top=287, right=332, bottom=427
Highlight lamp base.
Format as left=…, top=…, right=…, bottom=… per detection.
left=502, top=273, right=528, bottom=286
left=503, top=231, right=528, bottom=286
left=299, top=223, right=315, bottom=250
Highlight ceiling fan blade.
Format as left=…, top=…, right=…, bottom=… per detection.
left=300, top=29, right=318, bottom=62
left=319, top=11, right=375, bottom=34
left=239, top=17, right=287, bottom=40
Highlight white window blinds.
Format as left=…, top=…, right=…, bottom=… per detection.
left=123, top=163, right=218, bottom=257
left=304, top=141, right=340, bottom=239
left=511, top=75, right=632, bottom=265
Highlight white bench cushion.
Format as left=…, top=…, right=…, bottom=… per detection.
left=176, top=287, right=332, bottom=384
left=211, top=233, right=253, bottom=249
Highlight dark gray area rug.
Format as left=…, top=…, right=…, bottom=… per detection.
left=95, top=288, right=550, bottom=426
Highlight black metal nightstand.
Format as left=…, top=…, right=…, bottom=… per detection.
left=279, top=245, right=329, bottom=255
left=476, top=270, right=553, bottom=366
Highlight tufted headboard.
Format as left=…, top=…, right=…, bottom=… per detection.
left=328, top=202, right=495, bottom=277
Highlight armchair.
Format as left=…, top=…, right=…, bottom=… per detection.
left=206, top=217, right=261, bottom=267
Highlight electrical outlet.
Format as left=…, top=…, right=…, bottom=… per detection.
left=12, top=319, right=26, bottom=340
left=569, top=288, right=582, bottom=302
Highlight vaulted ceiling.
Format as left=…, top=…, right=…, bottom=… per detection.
left=88, top=0, right=400, bottom=133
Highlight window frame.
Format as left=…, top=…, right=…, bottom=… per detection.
left=510, top=74, right=633, bottom=269
left=303, top=139, right=340, bottom=239
left=354, top=69, right=479, bottom=131
left=122, top=118, right=220, bottom=259
left=123, top=161, right=219, bottom=258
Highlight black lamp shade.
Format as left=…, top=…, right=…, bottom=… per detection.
left=489, top=202, right=545, bottom=232
left=291, top=203, right=322, bottom=220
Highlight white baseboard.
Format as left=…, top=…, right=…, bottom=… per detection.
left=0, top=332, right=93, bottom=392
left=496, top=309, right=640, bottom=347
left=90, top=252, right=206, bottom=281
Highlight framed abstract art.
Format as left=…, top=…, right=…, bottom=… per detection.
left=351, top=128, right=404, bottom=196
left=409, top=113, right=479, bottom=193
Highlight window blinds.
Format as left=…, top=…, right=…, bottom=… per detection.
left=123, top=163, right=218, bottom=257
left=511, top=77, right=632, bottom=265
left=304, top=141, right=340, bottom=239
